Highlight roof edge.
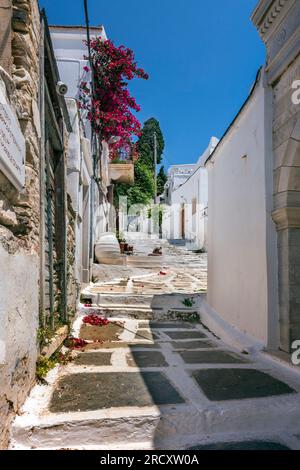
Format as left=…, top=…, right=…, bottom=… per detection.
left=49, top=24, right=104, bottom=31
left=204, top=67, right=263, bottom=166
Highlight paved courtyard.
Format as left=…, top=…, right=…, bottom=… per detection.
left=10, top=239, right=300, bottom=450
left=91, top=236, right=207, bottom=294
left=11, top=316, right=300, bottom=449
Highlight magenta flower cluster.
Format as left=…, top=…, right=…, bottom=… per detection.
left=79, top=38, right=148, bottom=160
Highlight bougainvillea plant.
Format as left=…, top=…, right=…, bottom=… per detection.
left=65, top=337, right=88, bottom=349
left=83, top=315, right=110, bottom=327
left=79, top=38, right=148, bottom=161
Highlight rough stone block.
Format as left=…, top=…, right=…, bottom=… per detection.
left=192, top=369, right=295, bottom=401
left=74, top=352, right=112, bottom=366
left=189, top=441, right=290, bottom=450
left=165, top=331, right=208, bottom=340
left=180, top=350, right=249, bottom=364
left=127, top=351, right=168, bottom=368
left=50, top=372, right=185, bottom=412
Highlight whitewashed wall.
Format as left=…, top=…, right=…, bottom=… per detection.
left=50, top=27, right=110, bottom=281
left=166, top=168, right=208, bottom=249
left=205, top=70, right=277, bottom=347
left=163, top=138, right=217, bottom=249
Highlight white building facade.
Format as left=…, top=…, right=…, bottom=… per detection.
left=50, top=25, right=111, bottom=283
left=202, top=69, right=278, bottom=349
left=202, top=0, right=300, bottom=355
left=163, top=137, right=218, bottom=250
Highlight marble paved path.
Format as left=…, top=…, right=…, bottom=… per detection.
left=10, top=318, right=300, bottom=450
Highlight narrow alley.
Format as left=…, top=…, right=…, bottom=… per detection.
left=10, top=238, right=300, bottom=450
left=1, top=0, right=300, bottom=457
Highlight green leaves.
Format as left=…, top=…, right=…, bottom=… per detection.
left=114, top=117, right=165, bottom=208
left=157, top=165, right=168, bottom=195
left=138, top=118, right=165, bottom=166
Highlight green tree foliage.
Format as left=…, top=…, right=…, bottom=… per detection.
left=114, top=159, right=154, bottom=207
left=114, top=118, right=165, bottom=208
left=137, top=117, right=164, bottom=167
left=157, top=165, right=168, bottom=195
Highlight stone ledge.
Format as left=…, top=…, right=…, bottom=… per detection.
left=272, top=206, right=300, bottom=230
left=108, top=163, right=134, bottom=184
left=40, top=326, right=69, bottom=359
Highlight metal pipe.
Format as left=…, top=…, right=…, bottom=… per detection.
left=154, top=132, right=157, bottom=202
left=39, top=15, right=46, bottom=328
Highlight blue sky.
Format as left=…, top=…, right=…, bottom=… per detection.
left=40, top=0, right=265, bottom=169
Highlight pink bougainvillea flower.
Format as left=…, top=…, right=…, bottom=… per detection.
left=83, top=315, right=110, bottom=327
left=66, top=337, right=88, bottom=349
left=79, top=37, right=148, bottom=162
left=83, top=65, right=90, bottom=72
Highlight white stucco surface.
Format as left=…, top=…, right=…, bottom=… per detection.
left=0, top=245, right=39, bottom=404
left=163, top=138, right=218, bottom=249
left=50, top=26, right=106, bottom=101
left=205, top=70, right=277, bottom=346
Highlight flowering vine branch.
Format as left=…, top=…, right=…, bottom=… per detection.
left=79, top=38, right=148, bottom=160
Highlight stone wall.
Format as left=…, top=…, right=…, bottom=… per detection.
left=273, top=55, right=300, bottom=351
left=0, top=0, right=40, bottom=448
left=67, top=194, right=79, bottom=319
left=252, top=0, right=300, bottom=352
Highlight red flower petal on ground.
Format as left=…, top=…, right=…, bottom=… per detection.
left=66, top=338, right=88, bottom=349
left=83, top=315, right=110, bottom=326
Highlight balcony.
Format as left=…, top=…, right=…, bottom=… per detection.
left=108, top=162, right=134, bottom=184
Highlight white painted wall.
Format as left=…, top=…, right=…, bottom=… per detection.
left=50, top=26, right=106, bottom=140
left=50, top=27, right=112, bottom=281
left=163, top=137, right=218, bottom=250
left=50, top=26, right=106, bottom=94
left=205, top=69, right=277, bottom=347
left=0, top=246, right=39, bottom=414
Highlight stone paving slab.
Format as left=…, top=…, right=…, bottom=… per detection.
left=79, top=322, right=123, bottom=342
left=74, top=352, right=112, bottom=366
left=127, top=351, right=168, bottom=367
left=192, top=369, right=296, bottom=401
left=50, top=372, right=185, bottom=412
left=138, top=321, right=150, bottom=328
left=130, top=343, right=161, bottom=349
left=180, top=350, right=250, bottom=364
left=83, top=342, right=158, bottom=350
left=171, top=340, right=217, bottom=350
left=189, top=441, right=290, bottom=450
left=165, top=331, right=208, bottom=340
left=10, top=239, right=300, bottom=450
left=83, top=341, right=130, bottom=350
left=134, top=329, right=158, bottom=341
left=148, top=322, right=194, bottom=329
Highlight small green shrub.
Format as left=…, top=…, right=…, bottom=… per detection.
left=36, top=355, right=58, bottom=382
left=36, top=350, right=74, bottom=382
left=37, top=327, right=53, bottom=348
left=182, top=298, right=195, bottom=308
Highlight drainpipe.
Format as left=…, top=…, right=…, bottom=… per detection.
left=39, top=15, right=46, bottom=328
left=84, top=0, right=95, bottom=281
left=84, top=0, right=108, bottom=279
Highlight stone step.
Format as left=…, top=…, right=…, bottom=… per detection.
left=97, top=256, right=126, bottom=266
left=11, top=407, right=161, bottom=450
left=85, top=294, right=153, bottom=307
left=168, top=239, right=186, bottom=246
left=126, top=256, right=165, bottom=268
left=79, top=305, right=154, bottom=319
left=10, top=317, right=300, bottom=450
left=11, top=389, right=300, bottom=450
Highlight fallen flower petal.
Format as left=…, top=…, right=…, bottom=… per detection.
left=83, top=315, right=110, bottom=326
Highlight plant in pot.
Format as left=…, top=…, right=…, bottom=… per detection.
left=119, top=239, right=126, bottom=254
